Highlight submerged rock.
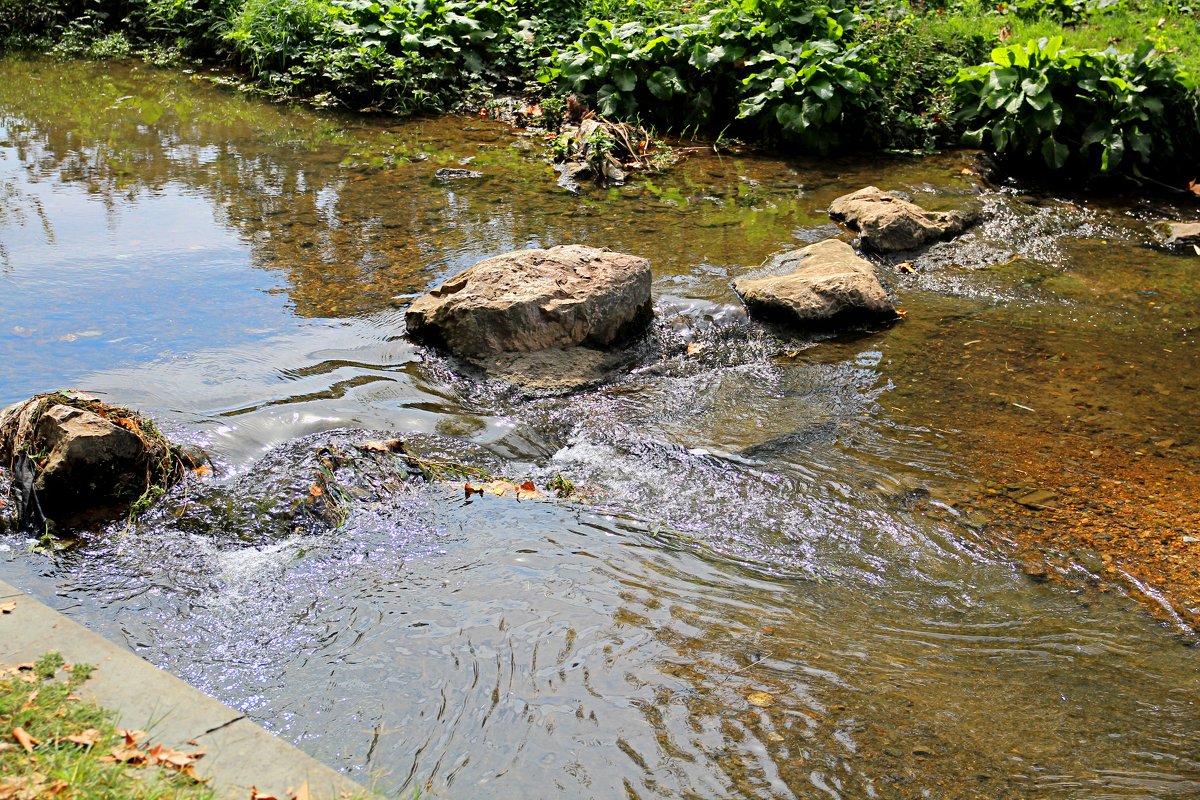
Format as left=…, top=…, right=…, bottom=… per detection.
left=0, top=393, right=196, bottom=529
left=733, top=240, right=896, bottom=329
left=433, top=167, right=482, bottom=181
left=405, top=245, right=652, bottom=357
left=828, top=186, right=980, bottom=252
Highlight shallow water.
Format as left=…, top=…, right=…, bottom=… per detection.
left=2, top=58, right=1199, bottom=799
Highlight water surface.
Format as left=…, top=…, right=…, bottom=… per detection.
left=2, top=58, right=1199, bottom=799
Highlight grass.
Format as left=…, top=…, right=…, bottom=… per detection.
left=0, top=652, right=216, bottom=800
left=920, top=0, right=1200, bottom=72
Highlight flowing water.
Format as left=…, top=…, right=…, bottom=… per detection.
left=2, top=58, right=1199, bottom=799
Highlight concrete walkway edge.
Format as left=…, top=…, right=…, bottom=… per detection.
left=0, top=580, right=371, bottom=800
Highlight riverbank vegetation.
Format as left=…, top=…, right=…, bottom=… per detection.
left=0, top=652, right=214, bottom=800
left=1, top=0, right=1197, bottom=182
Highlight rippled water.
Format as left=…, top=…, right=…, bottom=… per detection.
left=2, top=58, right=1199, bottom=799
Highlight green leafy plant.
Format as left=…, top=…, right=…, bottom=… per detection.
left=952, top=36, right=1199, bottom=175
left=551, top=0, right=869, bottom=148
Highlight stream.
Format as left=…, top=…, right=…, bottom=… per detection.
left=2, top=58, right=1199, bottom=799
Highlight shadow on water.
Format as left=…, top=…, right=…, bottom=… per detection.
left=2, top=58, right=1200, bottom=798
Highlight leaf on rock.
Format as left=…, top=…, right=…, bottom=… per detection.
left=0, top=601, right=15, bottom=614
left=360, top=439, right=403, bottom=453
left=686, top=342, right=707, bottom=355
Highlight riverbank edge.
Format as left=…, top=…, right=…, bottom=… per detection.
left=0, top=579, right=372, bottom=800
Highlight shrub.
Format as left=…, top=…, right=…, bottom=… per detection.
left=550, top=0, right=869, bottom=149
left=226, top=0, right=339, bottom=74
left=952, top=36, right=1199, bottom=176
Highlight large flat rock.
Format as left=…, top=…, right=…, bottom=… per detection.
left=733, top=239, right=895, bottom=328
left=828, top=186, right=979, bottom=252
left=405, top=245, right=652, bottom=356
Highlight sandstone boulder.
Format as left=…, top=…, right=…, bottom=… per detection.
left=828, top=186, right=980, bottom=252
left=406, top=245, right=652, bottom=357
left=733, top=240, right=895, bottom=328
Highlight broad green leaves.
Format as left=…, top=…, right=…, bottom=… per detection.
left=552, top=0, right=869, bottom=149
left=951, top=37, right=1196, bottom=175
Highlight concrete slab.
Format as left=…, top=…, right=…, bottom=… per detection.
left=0, top=580, right=370, bottom=800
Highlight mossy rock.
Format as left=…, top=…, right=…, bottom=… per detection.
left=0, top=392, right=200, bottom=530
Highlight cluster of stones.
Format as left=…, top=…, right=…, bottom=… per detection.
left=405, top=186, right=982, bottom=361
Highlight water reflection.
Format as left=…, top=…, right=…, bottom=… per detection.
left=2, top=57, right=1200, bottom=800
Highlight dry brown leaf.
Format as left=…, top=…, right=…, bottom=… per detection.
left=114, top=417, right=139, bottom=433
left=0, top=601, right=16, bottom=614
left=106, top=744, right=147, bottom=764
left=486, top=480, right=519, bottom=496
left=360, top=438, right=402, bottom=453
left=19, top=690, right=38, bottom=711
left=1188, top=178, right=1200, bottom=197
left=12, top=727, right=38, bottom=754
left=249, top=788, right=282, bottom=800
left=897, top=261, right=915, bottom=274
left=65, top=728, right=101, bottom=747
left=192, top=464, right=213, bottom=477
left=686, top=341, right=707, bottom=355
left=0, top=774, right=67, bottom=800
left=118, top=729, right=148, bottom=745
left=148, top=742, right=204, bottom=769
left=309, top=484, right=324, bottom=497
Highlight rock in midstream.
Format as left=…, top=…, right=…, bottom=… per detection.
left=828, top=186, right=980, bottom=252
left=405, top=245, right=652, bottom=357
left=733, top=239, right=896, bottom=329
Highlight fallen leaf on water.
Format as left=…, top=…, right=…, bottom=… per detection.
left=895, top=308, right=909, bottom=318
left=486, top=480, right=520, bottom=497
left=466, top=480, right=541, bottom=500
left=746, top=691, right=775, bottom=708
left=192, top=464, right=213, bottom=477
left=0, top=601, right=15, bottom=614
left=12, top=727, right=39, bottom=754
